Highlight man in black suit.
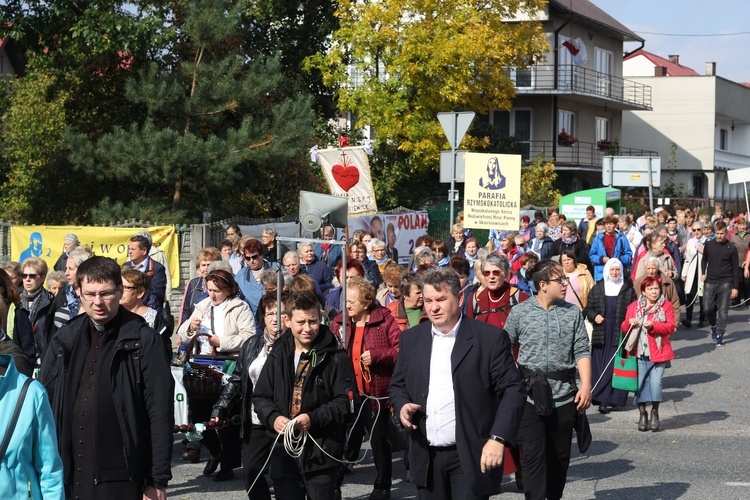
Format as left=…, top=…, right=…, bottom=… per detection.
left=124, top=234, right=167, bottom=314
left=389, top=267, right=527, bottom=500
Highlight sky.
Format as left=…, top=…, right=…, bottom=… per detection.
left=589, top=0, right=750, bottom=83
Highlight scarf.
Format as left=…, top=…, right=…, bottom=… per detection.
left=603, top=258, right=624, bottom=296
left=626, top=294, right=666, bottom=353
left=263, top=327, right=280, bottom=350
left=561, top=234, right=578, bottom=245
left=530, top=238, right=543, bottom=253
left=437, top=256, right=450, bottom=267
left=375, top=255, right=389, bottom=266
left=66, top=284, right=81, bottom=317
left=21, top=287, right=44, bottom=322
left=464, top=252, right=477, bottom=266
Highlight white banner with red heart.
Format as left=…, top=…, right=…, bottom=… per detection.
left=316, top=146, right=378, bottom=217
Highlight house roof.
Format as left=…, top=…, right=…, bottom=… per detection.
left=624, top=49, right=700, bottom=76
left=548, top=0, right=644, bottom=43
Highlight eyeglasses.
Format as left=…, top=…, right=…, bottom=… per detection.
left=265, top=311, right=286, bottom=318
left=692, top=228, right=702, bottom=232
left=81, top=289, right=118, bottom=301
left=21, top=273, right=38, bottom=279
left=548, top=276, right=570, bottom=286
left=482, top=270, right=503, bottom=277
left=244, top=254, right=260, bottom=261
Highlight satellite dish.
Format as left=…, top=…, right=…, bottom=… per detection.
left=298, top=191, right=349, bottom=232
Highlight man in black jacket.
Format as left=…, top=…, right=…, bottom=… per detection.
left=389, top=268, right=527, bottom=500
left=39, top=256, right=173, bottom=499
left=701, top=220, right=739, bottom=346
left=253, top=292, right=358, bottom=500
left=124, top=234, right=167, bottom=314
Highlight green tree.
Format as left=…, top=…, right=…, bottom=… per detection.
left=65, top=0, right=318, bottom=219
left=0, top=72, right=68, bottom=222
left=521, top=155, right=561, bottom=208
left=308, top=0, right=548, bottom=205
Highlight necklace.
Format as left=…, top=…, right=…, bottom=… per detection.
left=488, top=287, right=507, bottom=304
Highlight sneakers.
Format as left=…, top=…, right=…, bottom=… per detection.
left=716, top=335, right=725, bottom=346
left=711, top=325, right=718, bottom=342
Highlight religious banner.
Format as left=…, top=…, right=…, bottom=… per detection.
left=11, top=225, right=181, bottom=288
left=463, top=153, right=522, bottom=231
left=347, top=211, right=429, bottom=266
left=315, top=146, right=378, bottom=217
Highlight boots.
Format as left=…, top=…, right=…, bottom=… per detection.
left=638, top=410, right=649, bottom=431
left=649, top=407, right=660, bottom=431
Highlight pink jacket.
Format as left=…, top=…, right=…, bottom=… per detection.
left=621, top=300, right=675, bottom=363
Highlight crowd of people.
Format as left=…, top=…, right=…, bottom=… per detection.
left=0, top=201, right=745, bottom=500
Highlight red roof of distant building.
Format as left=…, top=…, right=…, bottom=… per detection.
left=625, top=49, right=700, bottom=76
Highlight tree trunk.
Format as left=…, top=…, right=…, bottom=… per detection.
left=172, top=178, right=182, bottom=212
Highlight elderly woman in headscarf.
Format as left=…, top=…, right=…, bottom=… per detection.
left=622, top=277, right=675, bottom=432
left=584, top=258, right=636, bottom=413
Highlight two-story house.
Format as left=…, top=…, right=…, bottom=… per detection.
left=483, top=0, right=653, bottom=193
left=622, top=50, right=750, bottom=201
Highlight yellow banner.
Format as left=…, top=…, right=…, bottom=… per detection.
left=11, top=226, right=180, bottom=288
left=463, top=153, right=522, bottom=231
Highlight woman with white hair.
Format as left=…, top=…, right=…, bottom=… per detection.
left=53, top=233, right=79, bottom=272
left=528, top=223, right=553, bottom=260
left=51, top=246, right=92, bottom=333
left=297, top=241, right=333, bottom=295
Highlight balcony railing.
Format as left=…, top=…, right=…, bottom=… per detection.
left=511, top=65, right=652, bottom=109
left=520, top=140, right=657, bottom=169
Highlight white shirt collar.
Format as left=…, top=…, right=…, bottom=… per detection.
left=431, top=314, right=463, bottom=339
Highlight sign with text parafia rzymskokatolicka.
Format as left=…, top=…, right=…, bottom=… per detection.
left=463, top=153, right=522, bottom=231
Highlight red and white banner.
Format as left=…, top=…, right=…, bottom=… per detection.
left=316, top=146, right=378, bottom=217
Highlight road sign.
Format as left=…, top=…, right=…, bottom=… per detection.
left=439, top=150, right=467, bottom=182
left=727, top=167, right=750, bottom=185
left=602, top=156, right=661, bottom=187
left=438, top=112, right=475, bottom=150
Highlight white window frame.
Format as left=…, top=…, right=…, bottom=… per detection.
left=595, top=47, right=613, bottom=97
left=558, top=109, right=575, bottom=137
left=595, top=116, right=611, bottom=143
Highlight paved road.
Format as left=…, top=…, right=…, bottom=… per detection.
left=168, top=306, right=750, bottom=499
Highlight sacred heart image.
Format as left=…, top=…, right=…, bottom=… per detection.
left=332, top=153, right=360, bottom=192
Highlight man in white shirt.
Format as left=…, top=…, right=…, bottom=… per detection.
left=390, top=268, right=526, bottom=499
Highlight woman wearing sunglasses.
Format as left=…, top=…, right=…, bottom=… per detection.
left=467, top=254, right=529, bottom=330
left=14, top=258, right=56, bottom=366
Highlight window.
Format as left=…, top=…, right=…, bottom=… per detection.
left=559, top=110, right=575, bottom=137
left=693, top=175, right=704, bottom=197
left=595, top=48, right=613, bottom=96
left=492, top=111, right=510, bottom=136
left=514, top=110, right=532, bottom=159
left=510, top=67, right=533, bottom=88
left=595, top=117, right=610, bottom=143
left=720, top=128, right=728, bottom=150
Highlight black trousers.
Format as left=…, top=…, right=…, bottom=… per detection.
left=517, top=401, right=576, bottom=500
left=242, top=423, right=275, bottom=500
left=343, top=406, right=392, bottom=489
left=416, top=445, right=489, bottom=500
left=270, top=445, right=338, bottom=500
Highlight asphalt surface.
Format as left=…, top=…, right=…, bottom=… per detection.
left=167, top=305, right=750, bottom=499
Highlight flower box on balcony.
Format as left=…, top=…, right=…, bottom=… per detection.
left=597, top=139, right=613, bottom=151
left=557, top=129, right=577, bottom=146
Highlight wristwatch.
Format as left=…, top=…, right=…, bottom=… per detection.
left=489, top=435, right=508, bottom=446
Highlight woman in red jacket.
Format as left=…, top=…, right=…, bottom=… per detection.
left=331, top=276, right=402, bottom=500
left=622, top=276, right=675, bottom=432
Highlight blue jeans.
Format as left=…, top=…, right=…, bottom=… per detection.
left=703, top=282, right=732, bottom=336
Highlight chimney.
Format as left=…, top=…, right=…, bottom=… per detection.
left=668, top=55, right=679, bottom=64
left=706, top=62, right=716, bottom=76
left=654, top=66, right=667, bottom=77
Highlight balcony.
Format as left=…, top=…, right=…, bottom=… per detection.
left=522, top=140, right=657, bottom=170
left=510, top=64, right=652, bottom=111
